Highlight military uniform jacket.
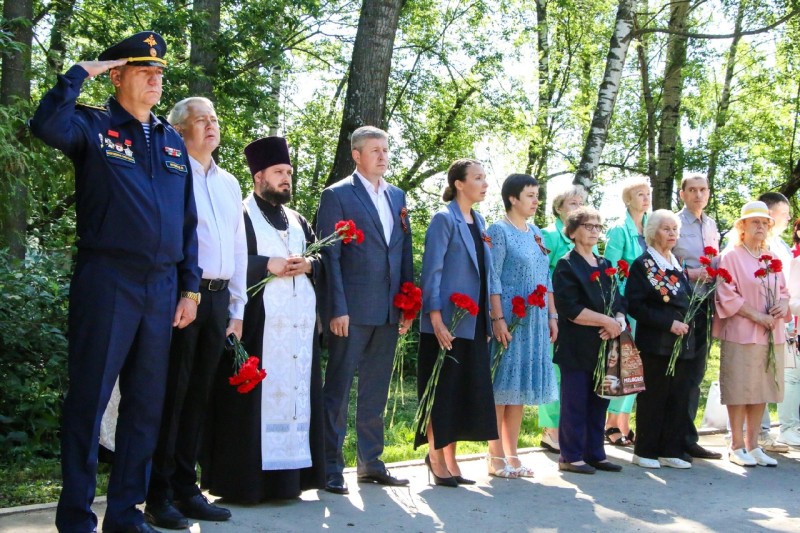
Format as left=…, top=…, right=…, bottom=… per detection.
left=29, top=65, right=200, bottom=290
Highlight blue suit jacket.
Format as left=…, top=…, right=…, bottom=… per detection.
left=316, top=174, right=413, bottom=326
left=420, top=201, right=494, bottom=340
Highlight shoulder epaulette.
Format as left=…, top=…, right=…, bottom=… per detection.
left=75, top=102, right=107, bottom=111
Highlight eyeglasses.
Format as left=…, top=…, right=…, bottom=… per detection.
left=580, top=223, right=603, bottom=232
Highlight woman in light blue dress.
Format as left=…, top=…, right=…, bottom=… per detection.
left=487, top=174, right=559, bottom=477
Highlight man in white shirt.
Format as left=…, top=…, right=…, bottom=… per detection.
left=759, top=192, right=799, bottom=449
left=145, top=97, right=247, bottom=528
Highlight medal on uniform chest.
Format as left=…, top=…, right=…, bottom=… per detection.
left=644, top=258, right=680, bottom=303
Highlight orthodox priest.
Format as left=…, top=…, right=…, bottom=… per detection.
left=201, top=137, right=325, bottom=502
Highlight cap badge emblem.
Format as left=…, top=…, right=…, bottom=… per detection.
left=143, top=34, right=157, bottom=47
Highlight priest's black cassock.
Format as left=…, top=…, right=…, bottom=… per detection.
left=201, top=195, right=325, bottom=502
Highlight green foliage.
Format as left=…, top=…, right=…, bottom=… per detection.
left=0, top=249, right=71, bottom=462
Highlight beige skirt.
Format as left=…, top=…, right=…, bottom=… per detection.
left=720, top=340, right=784, bottom=405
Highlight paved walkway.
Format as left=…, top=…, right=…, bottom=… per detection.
left=2, top=434, right=799, bottom=532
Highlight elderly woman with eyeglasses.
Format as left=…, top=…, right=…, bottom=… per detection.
left=552, top=207, right=625, bottom=474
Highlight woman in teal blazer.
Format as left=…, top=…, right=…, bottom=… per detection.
left=602, top=178, right=650, bottom=446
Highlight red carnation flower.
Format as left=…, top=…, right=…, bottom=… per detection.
left=605, top=267, right=617, bottom=277
left=590, top=271, right=600, bottom=282
left=770, top=259, right=783, bottom=273
left=760, top=254, right=773, bottom=262
left=705, top=267, right=717, bottom=278
left=717, top=268, right=733, bottom=283
left=703, top=246, right=718, bottom=257
left=699, top=256, right=711, bottom=266
left=355, top=229, right=365, bottom=244
left=535, top=284, right=547, bottom=295
left=754, top=268, right=767, bottom=278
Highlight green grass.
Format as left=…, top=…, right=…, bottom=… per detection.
left=0, top=341, right=770, bottom=507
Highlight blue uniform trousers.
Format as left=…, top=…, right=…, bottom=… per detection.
left=323, top=324, right=398, bottom=476
left=558, top=365, right=610, bottom=464
left=56, top=259, right=176, bottom=533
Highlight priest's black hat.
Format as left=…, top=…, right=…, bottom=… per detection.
left=98, top=31, right=167, bottom=67
left=244, top=137, right=292, bottom=176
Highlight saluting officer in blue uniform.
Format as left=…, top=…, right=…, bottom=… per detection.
left=29, top=32, right=202, bottom=533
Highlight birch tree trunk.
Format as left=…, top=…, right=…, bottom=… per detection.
left=653, top=0, right=690, bottom=210
left=0, top=0, right=34, bottom=259
left=188, top=0, right=221, bottom=98
left=326, top=0, right=405, bottom=186
left=706, top=0, right=745, bottom=217
left=528, top=0, right=552, bottom=226
left=573, top=0, right=634, bottom=192
left=634, top=4, right=656, bottom=182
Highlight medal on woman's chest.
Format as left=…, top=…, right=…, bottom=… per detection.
left=643, top=258, right=680, bottom=302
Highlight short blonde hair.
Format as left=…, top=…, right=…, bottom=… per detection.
left=730, top=217, right=774, bottom=247
left=644, top=209, right=681, bottom=247
left=621, top=176, right=651, bottom=205
left=550, top=186, right=587, bottom=218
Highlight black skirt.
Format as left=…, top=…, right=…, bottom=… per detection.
left=414, top=221, right=498, bottom=449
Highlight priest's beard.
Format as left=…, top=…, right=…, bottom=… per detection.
left=258, top=183, right=292, bottom=205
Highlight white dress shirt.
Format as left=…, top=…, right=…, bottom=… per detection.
left=356, top=172, right=394, bottom=243
left=190, top=155, right=247, bottom=319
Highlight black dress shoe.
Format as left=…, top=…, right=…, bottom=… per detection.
left=587, top=460, right=623, bottom=472
left=173, top=494, right=231, bottom=522
left=144, top=499, right=188, bottom=529
left=103, top=522, right=161, bottom=533
left=324, top=474, right=349, bottom=494
left=687, top=443, right=722, bottom=459
left=357, top=469, right=409, bottom=486
left=453, top=475, right=476, bottom=485
left=558, top=461, right=596, bottom=474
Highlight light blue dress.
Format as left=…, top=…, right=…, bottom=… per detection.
left=488, top=220, right=559, bottom=406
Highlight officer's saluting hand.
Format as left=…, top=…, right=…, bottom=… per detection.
left=29, top=31, right=201, bottom=533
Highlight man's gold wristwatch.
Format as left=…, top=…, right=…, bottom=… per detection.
left=180, top=291, right=201, bottom=305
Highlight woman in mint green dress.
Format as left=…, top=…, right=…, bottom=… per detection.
left=603, top=177, right=650, bottom=446
left=538, top=187, right=589, bottom=453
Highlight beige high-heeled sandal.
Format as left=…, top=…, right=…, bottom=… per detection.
left=487, top=455, right=518, bottom=478
left=507, top=455, right=534, bottom=477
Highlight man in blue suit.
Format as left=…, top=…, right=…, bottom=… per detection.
left=317, top=126, right=414, bottom=494
left=29, top=32, right=200, bottom=533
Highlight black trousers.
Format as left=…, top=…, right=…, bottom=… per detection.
left=148, top=286, right=229, bottom=502
left=684, top=306, right=710, bottom=448
left=635, top=352, right=692, bottom=459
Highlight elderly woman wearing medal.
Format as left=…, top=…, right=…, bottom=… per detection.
left=625, top=210, right=697, bottom=470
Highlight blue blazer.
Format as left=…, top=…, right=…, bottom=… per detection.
left=420, top=201, right=494, bottom=339
left=316, top=174, right=413, bottom=326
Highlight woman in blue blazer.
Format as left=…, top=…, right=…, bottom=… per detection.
left=414, top=159, right=499, bottom=486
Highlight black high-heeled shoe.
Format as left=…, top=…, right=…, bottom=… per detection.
left=425, top=454, right=458, bottom=487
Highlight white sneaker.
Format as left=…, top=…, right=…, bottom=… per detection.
left=759, top=432, right=789, bottom=452
left=658, top=457, right=692, bottom=469
left=777, top=427, right=800, bottom=447
left=749, top=447, right=778, bottom=467
left=632, top=455, right=660, bottom=469
left=728, top=447, right=757, bottom=467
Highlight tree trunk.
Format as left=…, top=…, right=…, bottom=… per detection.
left=0, top=0, right=34, bottom=260
left=572, top=0, right=634, bottom=192
left=188, top=0, right=221, bottom=98
left=528, top=0, right=553, bottom=226
left=325, top=0, right=405, bottom=187
left=46, top=0, right=76, bottom=76
left=633, top=5, right=656, bottom=182
left=706, top=0, right=744, bottom=217
left=652, top=0, right=690, bottom=210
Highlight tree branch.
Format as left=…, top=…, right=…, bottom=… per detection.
left=633, top=8, right=799, bottom=39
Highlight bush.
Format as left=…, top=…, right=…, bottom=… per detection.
left=0, top=248, right=71, bottom=461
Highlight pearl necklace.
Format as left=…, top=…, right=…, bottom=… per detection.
left=504, top=215, right=529, bottom=232
left=741, top=242, right=764, bottom=259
